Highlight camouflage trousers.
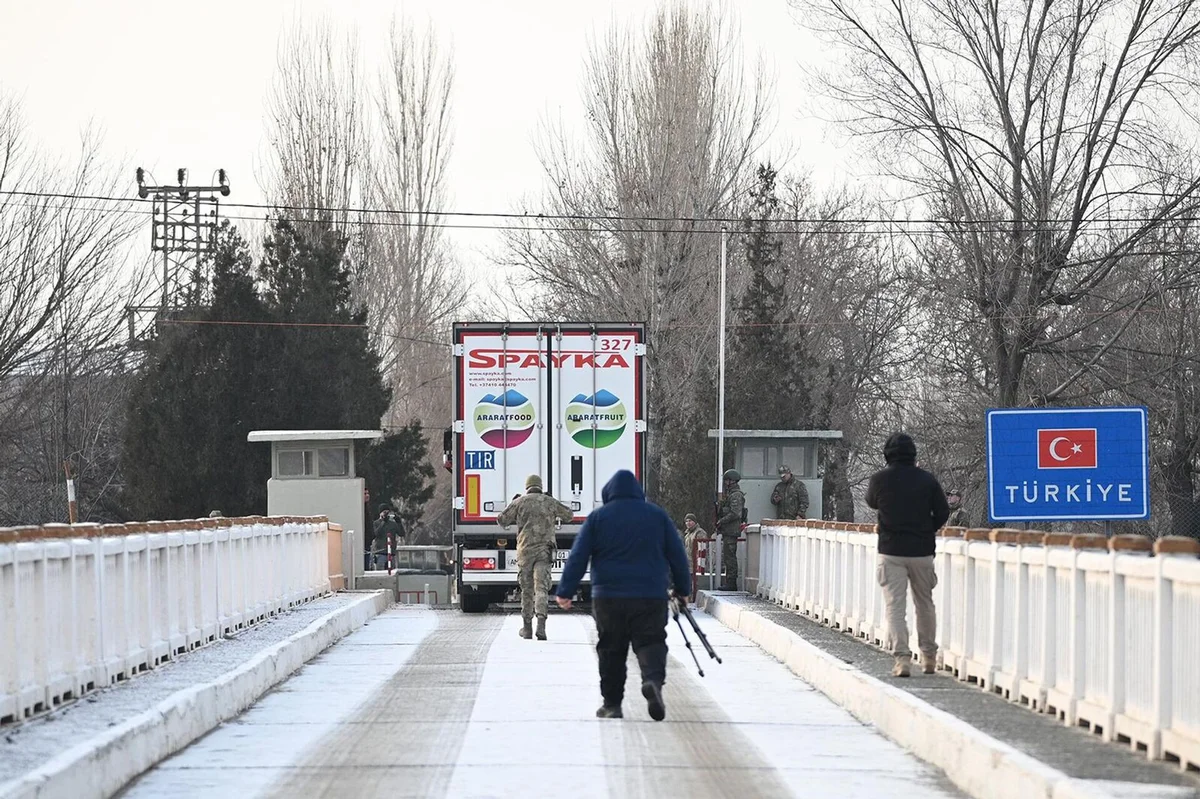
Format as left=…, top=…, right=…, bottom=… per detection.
left=518, top=551, right=553, bottom=621
left=721, top=533, right=739, bottom=587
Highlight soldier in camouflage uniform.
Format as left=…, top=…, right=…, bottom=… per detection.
left=945, top=490, right=968, bottom=528
left=771, top=465, right=810, bottom=520
left=681, top=512, right=706, bottom=560
left=497, top=474, right=574, bottom=640
left=715, top=469, right=746, bottom=591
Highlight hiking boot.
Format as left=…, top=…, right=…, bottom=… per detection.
left=595, top=705, right=623, bottom=719
left=921, top=654, right=937, bottom=675
left=519, top=619, right=532, bottom=639
left=719, top=583, right=737, bottom=592
left=535, top=616, right=547, bottom=641
left=642, top=680, right=666, bottom=721
left=892, top=656, right=912, bottom=678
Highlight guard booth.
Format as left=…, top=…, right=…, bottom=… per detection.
left=247, top=429, right=382, bottom=589
left=706, top=429, right=844, bottom=523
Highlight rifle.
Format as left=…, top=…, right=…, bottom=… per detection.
left=670, top=594, right=722, bottom=676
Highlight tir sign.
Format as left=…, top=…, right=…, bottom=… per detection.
left=1037, top=429, right=1097, bottom=469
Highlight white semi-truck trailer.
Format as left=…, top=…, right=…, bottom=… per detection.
left=448, top=322, right=647, bottom=613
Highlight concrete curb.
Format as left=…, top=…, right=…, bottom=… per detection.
left=697, top=591, right=1178, bottom=799
left=0, top=590, right=392, bottom=799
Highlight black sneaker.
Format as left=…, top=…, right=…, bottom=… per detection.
left=642, top=681, right=666, bottom=721
left=595, top=705, right=623, bottom=719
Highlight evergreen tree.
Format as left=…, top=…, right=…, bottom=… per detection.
left=257, top=219, right=390, bottom=430
left=359, top=422, right=436, bottom=532
left=726, top=165, right=815, bottom=431
left=121, top=218, right=432, bottom=522
left=123, top=224, right=273, bottom=518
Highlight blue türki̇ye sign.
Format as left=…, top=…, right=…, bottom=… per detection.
left=985, top=406, right=1149, bottom=523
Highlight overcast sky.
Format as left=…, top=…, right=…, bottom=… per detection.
left=0, top=0, right=854, bottom=276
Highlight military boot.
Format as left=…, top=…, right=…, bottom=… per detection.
left=535, top=615, right=547, bottom=641
left=519, top=618, right=533, bottom=639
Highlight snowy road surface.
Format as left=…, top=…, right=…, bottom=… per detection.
left=119, top=605, right=962, bottom=799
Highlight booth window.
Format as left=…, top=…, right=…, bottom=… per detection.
left=318, top=447, right=350, bottom=477
left=740, top=445, right=767, bottom=477
left=278, top=449, right=313, bottom=477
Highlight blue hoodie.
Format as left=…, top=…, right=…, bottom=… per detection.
left=556, top=470, right=692, bottom=600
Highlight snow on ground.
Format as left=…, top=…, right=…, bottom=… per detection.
left=120, top=605, right=963, bottom=799
left=0, top=593, right=366, bottom=784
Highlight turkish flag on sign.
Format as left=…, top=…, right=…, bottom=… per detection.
left=1037, top=429, right=1098, bottom=469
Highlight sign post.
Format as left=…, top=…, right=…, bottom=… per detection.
left=986, top=407, right=1150, bottom=529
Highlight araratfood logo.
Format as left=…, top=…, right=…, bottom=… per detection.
left=565, top=390, right=627, bottom=449
left=474, top=390, right=535, bottom=448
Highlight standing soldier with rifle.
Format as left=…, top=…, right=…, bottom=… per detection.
left=498, top=474, right=573, bottom=641
left=715, top=469, right=745, bottom=591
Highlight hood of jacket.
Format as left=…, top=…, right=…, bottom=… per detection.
left=884, top=432, right=917, bottom=465
left=601, top=469, right=645, bottom=503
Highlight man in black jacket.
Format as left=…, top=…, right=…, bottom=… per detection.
left=865, top=433, right=950, bottom=678
left=555, top=470, right=691, bottom=721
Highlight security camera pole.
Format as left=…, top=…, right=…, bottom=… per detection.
left=126, top=167, right=230, bottom=346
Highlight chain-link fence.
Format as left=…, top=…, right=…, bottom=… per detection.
left=0, top=481, right=70, bottom=526
left=0, top=481, right=126, bottom=527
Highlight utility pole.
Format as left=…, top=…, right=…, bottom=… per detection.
left=126, top=167, right=230, bottom=347
left=715, top=225, right=728, bottom=495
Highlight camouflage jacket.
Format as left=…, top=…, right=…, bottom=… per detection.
left=946, top=507, right=968, bottom=528
left=681, top=524, right=707, bottom=557
left=715, top=489, right=745, bottom=534
left=771, top=479, right=809, bottom=520
left=497, top=489, right=574, bottom=556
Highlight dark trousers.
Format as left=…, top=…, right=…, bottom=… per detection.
left=593, top=598, right=669, bottom=705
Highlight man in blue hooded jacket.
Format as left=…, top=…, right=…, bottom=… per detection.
left=556, top=470, right=691, bottom=721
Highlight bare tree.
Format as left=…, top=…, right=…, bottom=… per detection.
left=363, top=17, right=465, bottom=539
left=0, top=93, right=146, bottom=522
left=797, top=0, right=1200, bottom=407
left=364, top=17, right=464, bottom=423
left=261, top=17, right=364, bottom=225
left=259, top=16, right=464, bottom=537
left=768, top=177, right=914, bottom=519
left=506, top=2, right=774, bottom=497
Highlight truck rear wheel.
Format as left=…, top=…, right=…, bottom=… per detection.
left=459, top=592, right=491, bottom=614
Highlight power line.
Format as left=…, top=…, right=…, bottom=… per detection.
left=147, top=301, right=1190, bottom=338
left=6, top=187, right=1200, bottom=232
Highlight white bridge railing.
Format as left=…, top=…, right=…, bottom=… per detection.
left=757, top=519, right=1200, bottom=771
left=0, top=515, right=331, bottom=726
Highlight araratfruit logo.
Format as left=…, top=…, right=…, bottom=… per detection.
left=565, top=390, right=627, bottom=449
left=473, top=390, right=535, bottom=448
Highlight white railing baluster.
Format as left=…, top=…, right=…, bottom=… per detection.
left=0, top=516, right=332, bottom=726
left=751, top=520, right=1200, bottom=771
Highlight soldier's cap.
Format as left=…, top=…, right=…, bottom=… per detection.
left=779, top=465, right=792, bottom=475
left=723, top=468, right=741, bottom=482
left=685, top=513, right=697, bottom=523
left=525, top=474, right=543, bottom=491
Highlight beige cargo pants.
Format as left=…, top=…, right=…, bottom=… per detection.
left=877, top=554, right=937, bottom=659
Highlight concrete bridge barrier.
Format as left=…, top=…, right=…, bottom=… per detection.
left=0, top=515, right=332, bottom=726
left=757, top=519, right=1200, bottom=771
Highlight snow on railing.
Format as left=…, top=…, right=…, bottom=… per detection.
left=757, top=519, right=1200, bottom=771
left=0, top=515, right=330, bottom=726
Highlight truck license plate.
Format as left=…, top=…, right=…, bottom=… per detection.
left=506, top=550, right=571, bottom=570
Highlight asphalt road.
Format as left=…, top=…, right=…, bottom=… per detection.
left=119, top=605, right=963, bottom=799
